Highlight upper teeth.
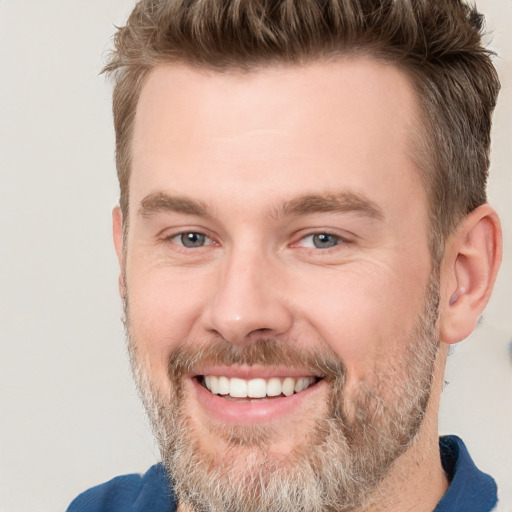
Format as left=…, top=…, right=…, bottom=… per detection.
left=203, top=376, right=315, bottom=398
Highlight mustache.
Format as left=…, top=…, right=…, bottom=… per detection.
left=167, top=337, right=347, bottom=383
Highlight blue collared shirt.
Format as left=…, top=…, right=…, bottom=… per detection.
left=67, top=435, right=497, bottom=511
left=434, top=436, right=497, bottom=511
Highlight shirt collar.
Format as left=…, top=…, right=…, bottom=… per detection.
left=434, top=435, right=497, bottom=512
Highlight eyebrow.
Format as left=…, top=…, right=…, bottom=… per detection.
left=273, top=192, right=384, bottom=221
left=138, top=190, right=384, bottom=221
left=139, top=192, right=208, bottom=218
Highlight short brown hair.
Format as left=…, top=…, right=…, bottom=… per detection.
left=104, top=0, right=499, bottom=261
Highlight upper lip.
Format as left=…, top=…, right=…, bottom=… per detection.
left=190, top=365, right=320, bottom=380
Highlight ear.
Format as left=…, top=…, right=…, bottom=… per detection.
left=112, top=206, right=126, bottom=298
left=439, top=204, right=502, bottom=344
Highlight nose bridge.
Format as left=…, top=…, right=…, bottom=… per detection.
left=204, top=242, right=292, bottom=344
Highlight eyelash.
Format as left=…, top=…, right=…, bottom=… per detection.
left=292, top=231, right=352, bottom=251
left=164, top=231, right=216, bottom=249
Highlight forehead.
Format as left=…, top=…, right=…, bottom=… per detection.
left=130, top=58, right=425, bottom=216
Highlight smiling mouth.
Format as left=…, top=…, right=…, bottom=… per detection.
left=199, top=375, right=321, bottom=400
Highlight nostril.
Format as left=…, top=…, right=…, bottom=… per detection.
left=249, top=327, right=272, bottom=337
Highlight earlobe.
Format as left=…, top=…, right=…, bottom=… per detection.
left=112, top=206, right=126, bottom=297
left=439, top=204, right=502, bottom=345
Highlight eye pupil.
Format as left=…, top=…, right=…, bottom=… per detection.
left=181, top=232, right=206, bottom=248
left=313, top=233, right=338, bottom=249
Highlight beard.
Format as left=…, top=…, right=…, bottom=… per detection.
left=125, top=274, right=440, bottom=512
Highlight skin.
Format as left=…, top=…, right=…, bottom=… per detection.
left=113, top=58, right=502, bottom=511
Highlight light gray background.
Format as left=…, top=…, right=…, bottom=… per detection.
left=0, top=1, right=510, bottom=511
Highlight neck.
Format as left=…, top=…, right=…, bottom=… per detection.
left=359, top=423, right=448, bottom=512
left=356, top=344, right=450, bottom=512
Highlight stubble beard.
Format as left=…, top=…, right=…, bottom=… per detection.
left=126, top=274, right=440, bottom=512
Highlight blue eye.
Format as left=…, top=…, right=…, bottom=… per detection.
left=312, top=233, right=340, bottom=248
left=176, top=232, right=208, bottom=248
left=301, top=233, right=342, bottom=249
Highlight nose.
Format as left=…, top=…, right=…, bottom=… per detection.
left=202, top=247, right=293, bottom=344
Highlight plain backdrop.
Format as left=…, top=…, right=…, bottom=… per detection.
left=0, top=1, right=510, bottom=511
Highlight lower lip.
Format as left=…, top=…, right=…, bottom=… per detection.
left=191, top=377, right=327, bottom=425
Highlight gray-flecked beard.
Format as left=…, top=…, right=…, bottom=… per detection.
left=125, top=274, right=440, bottom=512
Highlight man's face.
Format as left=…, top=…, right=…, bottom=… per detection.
left=118, top=58, right=440, bottom=511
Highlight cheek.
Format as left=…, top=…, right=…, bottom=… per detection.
left=126, top=263, right=211, bottom=387
left=295, top=260, right=429, bottom=376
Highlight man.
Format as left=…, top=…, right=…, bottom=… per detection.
left=67, top=0, right=503, bottom=510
